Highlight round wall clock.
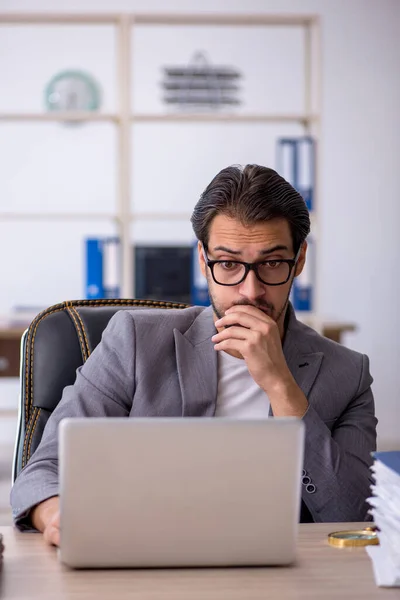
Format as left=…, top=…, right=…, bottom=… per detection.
left=45, top=70, right=101, bottom=112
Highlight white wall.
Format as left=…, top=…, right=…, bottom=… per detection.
left=0, top=0, right=399, bottom=450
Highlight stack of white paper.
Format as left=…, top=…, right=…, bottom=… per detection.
left=367, top=451, right=400, bottom=587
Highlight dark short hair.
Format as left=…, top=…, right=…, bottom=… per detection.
left=190, top=164, right=310, bottom=253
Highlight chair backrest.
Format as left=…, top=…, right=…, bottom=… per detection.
left=13, top=299, right=188, bottom=482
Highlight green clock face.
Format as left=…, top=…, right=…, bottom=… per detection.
left=45, top=70, right=101, bottom=112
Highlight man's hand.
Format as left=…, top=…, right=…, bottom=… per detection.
left=31, top=496, right=60, bottom=547
left=212, top=304, right=308, bottom=418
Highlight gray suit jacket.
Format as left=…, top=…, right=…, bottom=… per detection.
left=11, top=305, right=377, bottom=526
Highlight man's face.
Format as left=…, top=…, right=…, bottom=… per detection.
left=198, top=214, right=307, bottom=331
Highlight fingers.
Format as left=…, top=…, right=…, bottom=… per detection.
left=51, top=527, right=60, bottom=548
left=31, top=495, right=60, bottom=533
left=213, top=308, right=278, bottom=351
left=43, top=512, right=60, bottom=547
left=215, top=313, right=254, bottom=330
left=213, top=325, right=253, bottom=344
left=212, top=327, right=263, bottom=351
left=44, top=524, right=60, bottom=547
left=213, top=338, right=247, bottom=354
left=225, top=304, right=274, bottom=322
left=215, top=311, right=275, bottom=334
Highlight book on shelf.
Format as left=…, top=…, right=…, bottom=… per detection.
left=191, top=241, right=209, bottom=306
left=85, top=238, right=121, bottom=300
left=277, top=136, right=315, bottom=212
left=291, top=233, right=315, bottom=312
left=277, top=136, right=316, bottom=313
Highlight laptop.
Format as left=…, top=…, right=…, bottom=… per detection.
left=58, top=417, right=305, bottom=569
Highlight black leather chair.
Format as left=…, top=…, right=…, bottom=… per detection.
left=12, top=298, right=188, bottom=482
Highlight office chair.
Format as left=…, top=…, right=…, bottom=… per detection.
left=12, top=298, right=188, bottom=482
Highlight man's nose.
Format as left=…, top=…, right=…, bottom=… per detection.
left=238, top=269, right=265, bottom=301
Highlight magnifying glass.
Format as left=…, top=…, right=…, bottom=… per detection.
left=328, top=527, right=379, bottom=548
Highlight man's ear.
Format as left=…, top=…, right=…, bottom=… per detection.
left=197, top=241, right=207, bottom=278
left=294, top=241, right=308, bottom=277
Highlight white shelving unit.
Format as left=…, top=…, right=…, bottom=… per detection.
left=0, top=12, right=322, bottom=318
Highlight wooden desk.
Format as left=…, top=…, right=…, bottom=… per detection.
left=0, top=327, right=25, bottom=378
left=299, top=320, right=356, bottom=344
left=0, top=523, right=397, bottom=599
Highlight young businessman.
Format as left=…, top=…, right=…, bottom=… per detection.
left=11, top=164, right=377, bottom=546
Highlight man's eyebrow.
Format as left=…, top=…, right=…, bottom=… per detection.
left=212, top=244, right=289, bottom=256
left=212, top=246, right=241, bottom=255
left=259, top=245, right=289, bottom=255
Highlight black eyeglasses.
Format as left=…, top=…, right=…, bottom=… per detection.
left=203, top=246, right=301, bottom=287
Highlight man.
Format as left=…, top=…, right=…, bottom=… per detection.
left=11, top=164, right=377, bottom=546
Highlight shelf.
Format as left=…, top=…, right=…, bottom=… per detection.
left=1, top=212, right=315, bottom=224
left=133, top=14, right=318, bottom=26
left=0, top=14, right=120, bottom=24
left=130, top=213, right=191, bottom=221
left=0, top=409, right=18, bottom=417
left=296, top=312, right=357, bottom=337
left=133, top=113, right=319, bottom=124
left=0, top=213, right=118, bottom=221
left=0, top=213, right=193, bottom=222
left=0, top=113, right=318, bottom=125
left=0, top=113, right=119, bottom=123
left=0, top=13, right=318, bottom=27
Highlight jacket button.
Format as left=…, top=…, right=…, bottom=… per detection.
left=306, top=483, right=316, bottom=494
left=302, top=476, right=311, bottom=485
left=302, top=469, right=307, bottom=477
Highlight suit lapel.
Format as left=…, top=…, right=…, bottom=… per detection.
left=174, top=307, right=218, bottom=417
left=285, top=351, right=323, bottom=396
left=269, top=305, right=324, bottom=416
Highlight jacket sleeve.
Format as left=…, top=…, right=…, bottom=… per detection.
left=10, top=310, right=137, bottom=530
left=301, top=354, right=377, bottom=522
